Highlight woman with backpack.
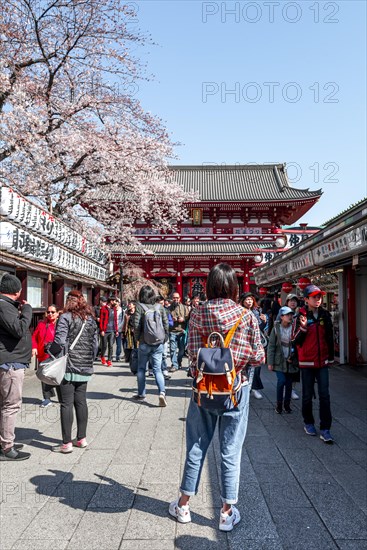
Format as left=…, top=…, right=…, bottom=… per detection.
left=132, top=286, right=169, bottom=406
left=169, top=263, right=265, bottom=531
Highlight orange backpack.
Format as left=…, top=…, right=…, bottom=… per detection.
left=192, top=312, right=245, bottom=411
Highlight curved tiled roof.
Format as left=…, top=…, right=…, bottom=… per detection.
left=170, top=164, right=321, bottom=202
left=88, top=164, right=322, bottom=203
left=117, top=242, right=268, bottom=256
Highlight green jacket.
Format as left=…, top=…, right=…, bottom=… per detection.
left=267, top=322, right=299, bottom=374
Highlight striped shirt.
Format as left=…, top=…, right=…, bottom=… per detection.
left=188, top=298, right=266, bottom=372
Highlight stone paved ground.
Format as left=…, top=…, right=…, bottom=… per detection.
left=1, top=360, right=366, bottom=550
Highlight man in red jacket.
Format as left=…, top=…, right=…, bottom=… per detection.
left=293, top=285, right=334, bottom=444
left=99, top=297, right=119, bottom=367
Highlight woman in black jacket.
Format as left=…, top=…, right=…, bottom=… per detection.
left=48, top=290, right=98, bottom=453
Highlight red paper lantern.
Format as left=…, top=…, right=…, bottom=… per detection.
left=258, top=287, right=268, bottom=296
left=281, top=282, right=293, bottom=294
left=297, top=277, right=311, bottom=290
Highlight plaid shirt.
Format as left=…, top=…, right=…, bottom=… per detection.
left=188, top=298, right=265, bottom=372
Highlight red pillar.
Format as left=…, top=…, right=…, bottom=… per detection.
left=346, top=266, right=356, bottom=365
left=243, top=260, right=250, bottom=292
left=176, top=271, right=183, bottom=297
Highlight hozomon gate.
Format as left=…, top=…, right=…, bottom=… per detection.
left=111, top=164, right=321, bottom=298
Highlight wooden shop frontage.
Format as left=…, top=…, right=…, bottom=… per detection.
left=0, top=184, right=112, bottom=327
left=253, top=199, right=367, bottom=366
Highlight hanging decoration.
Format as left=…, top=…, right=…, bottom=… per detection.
left=297, top=276, right=312, bottom=290
left=281, top=282, right=293, bottom=294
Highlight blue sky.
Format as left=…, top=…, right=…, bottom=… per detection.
left=132, top=0, right=366, bottom=226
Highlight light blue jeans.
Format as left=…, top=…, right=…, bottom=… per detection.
left=137, top=343, right=165, bottom=396
left=180, top=385, right=250, bottom=504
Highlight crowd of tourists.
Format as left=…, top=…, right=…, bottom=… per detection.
left=0, top=266, right=335, bottom=531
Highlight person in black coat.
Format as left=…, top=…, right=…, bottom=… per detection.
left=0, top=274, right=32, bottom=461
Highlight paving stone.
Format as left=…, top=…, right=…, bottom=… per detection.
left=280, top=448, right=335, bottom=483
left=334, top=414, right=367, bottom=443
left=250, top=461, right=297, bottom=484
left=260, top=481, right=312, bottom=510
left=140, top=449, right=182, bottom=483
left=88, top=425, right=131, bottom=449
left=87, top=473, right=138, bottom=510
left=66, top=508, right=129, bottom=549
left=119, top=541, right=175, bottom=550
left=302, top=482, right=367, bottom=539
left=245, top=437, right=285, bottom=465
left=122, top=499, right=176, bottom=540
left=11, top=540, right=69, bottom=550
left=231, top=483, right=279, bottom=541
left=16, top=503, right=84, bottom=540
left=6, top=362, right=367, bottom=549
left=0, top=507, right=40, bottom=550
left=175, top=524, right=227, bottom=549
left=270, top=507, right=338, bottom=549
left=343, top=449, right=367, bottom=469
left=77, top=448, right=117, bottom=464
left=228, top=540, right=283, bottom=550
left=335, top=541, right=367, bottom=549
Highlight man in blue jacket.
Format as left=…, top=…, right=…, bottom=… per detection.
left=0, top=274, right=32, bottom=461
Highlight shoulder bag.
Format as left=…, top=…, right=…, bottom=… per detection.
left=36, top=320, right=86, bottom=386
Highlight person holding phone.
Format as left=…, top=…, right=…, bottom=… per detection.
left=293, top=285, right=334, bottom=444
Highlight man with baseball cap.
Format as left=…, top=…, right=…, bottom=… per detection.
left=293, top=284, right=334, bottom=443
left=0, top=274, right=32, bottom=460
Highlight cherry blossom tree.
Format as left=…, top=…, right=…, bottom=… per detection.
left=120, top=261, right=161, bottom=301
left=0, top=0, right=194, bottom=246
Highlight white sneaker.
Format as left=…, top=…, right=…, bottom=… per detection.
left=219, top=505, right=241, bottom=531
left=251, top=389, right=263, bottom=399
left=159, top=393, right=167, bottom=407
left=169, top=499, right=191, bottom=523
left=162, top=370, right=171, bottom=380
left=291, top=389, right=299, bottom=400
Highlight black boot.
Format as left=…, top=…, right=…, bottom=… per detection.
left=275, top=401, right=282, bottom=414
left=284, top=401, right=292, bottom=413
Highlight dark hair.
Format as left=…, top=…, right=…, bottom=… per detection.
left=191, top=293, right=200, bottom=300
left=260, top=297, right=272, bottom=313
left=156, top=294, right=164, bottom=303
left=64, top=290, right=94, bottom=320
left=138, top=285, right=156, bottom=305
left=127, top=301, right=136, bottom=312
left=240, top=292, right=258, bottom=310
left=206, top=263, right=238, bottom=301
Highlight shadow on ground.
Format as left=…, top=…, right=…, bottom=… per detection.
left=29, top=470, right=213, bottom=528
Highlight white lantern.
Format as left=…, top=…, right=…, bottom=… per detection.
left=275, top=235, right=287, bottom=248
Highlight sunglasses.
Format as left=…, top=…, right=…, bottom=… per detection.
left=47, top=311, right=57, bottom=314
